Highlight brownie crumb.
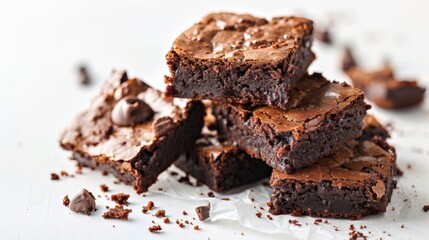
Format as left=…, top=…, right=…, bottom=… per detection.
left=51, top=173, right=60, bottom=180
left=163, top=218, right=170, bottom=224
left=194, top=225, right=200, bottom=231
left=185, top=220, right=189, bottom=224
left=314, top=219, right=323, bottom=225
left=102, top=171, right=108, bottom=176
left=102, top=205, right=132, bottom=220
left=207, top=192, right=215, bottom=198
left=221, top=198, right=230, bottom=201
left=78, top=64, right=91, bottom=85
left=111, top=193, right=129, bottom=205
left=63, top=195, right=70, bottom=207
left=155, top=210, right=166, bottom=218
left=407, top=164, right=412, bottom=170
left=142, top=201, right=154, bottom=213
left=100, top=184, right=109, bottom=192
left=195, top=204, right=210, bottom=221
left=401, top=224, right=404, bottom=228
left=148, top=225, right=162, bottom=233
left=182, top=210, right=188, bottom=216
left=288, top=219, right=302, bottom=227
left=396, top=167, right=404, bottom=176
left=158, top=188, right=163, bottom=191
left=255, top=212, right=262, bottom=218
left=342, top=46, right=356, bottom=72
left=69, top=189, right=96, bottom=215
left=423, top=205, right=429, bottom=212
left=267, top=214, right=273, bottom=220
left=60, top=171, right=69, bottom=177
left=170, top=171, right=178, bottom=176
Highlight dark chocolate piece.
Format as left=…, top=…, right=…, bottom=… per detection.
left=59, top=70, right=205, bottom=193
left=347, top=66, right=425, bottom=109
left=111, top=97, right=154, bottom=126
left=213, top=73, right=369, bottom=173
left=341, top=46, right=356, bottom=72
left=165, top=12, right=315, bottom=110
left=69, top=189, right=96, bottom=215
left=195, top=204, right=210, bottom=221
left=269, top=118, right=396, bottom=219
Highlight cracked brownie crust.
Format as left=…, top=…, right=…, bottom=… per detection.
left=269, top=118, right=396, bottom=219
left=213, top=73, right=369, bottom=173
left=59, top=70, right=204, bottom=193
left=165, top=12, right=314, bottom=109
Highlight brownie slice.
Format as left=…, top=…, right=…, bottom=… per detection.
left=347, top=65, right=425, bottom=109
left=165, top=12, right=314, bottom=109
left=59, top=70, right=204, bottom=193
left=175, top=133, right=271, bottom=193
left=269, top=118, right=396, bottom=219
left=213, top=73, right=369, bottom=173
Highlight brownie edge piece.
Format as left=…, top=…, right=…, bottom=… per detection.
left=213, top=73, right=369, bottom=173
left=60, top=70, right=204, bottom=193
left=269, top=119, right=396, bottom=219
left=165, top=12, right=314, bottom=110
left=175, top=135, right=271, bottom=192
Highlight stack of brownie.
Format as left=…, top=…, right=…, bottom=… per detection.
left=59, top=12, right=397, bottom=220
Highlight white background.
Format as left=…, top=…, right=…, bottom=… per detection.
left=1, top=0, right=429, bottom=239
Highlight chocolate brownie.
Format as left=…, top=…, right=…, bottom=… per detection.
left=213, top=73, right=369, bottom=173
left=269, top=118, right=396, bottom=219
left=175, top=133, right=271, bottom=193
left=347, top=65, right=425, bottom=109
left=59, top=70, right=205, bottom=193
left=165, top=12, right=314, bottom=109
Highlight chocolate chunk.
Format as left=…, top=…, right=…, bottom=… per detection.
left=78, top=65, right=91, bottom=85
left=341, top=46, right=356, bottom=72
left=153, top=117, right=176, bottom=138
left=69, top=189, right=96, bottom=215
left=195, top=204, right=210, bottom=221
left=102, top=205, right=132, bottom=220
left=314, top=29, right=332, bottom=44
left=111, top=97, right=154, bottom=126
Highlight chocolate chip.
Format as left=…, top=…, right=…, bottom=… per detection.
left=69, top=189, right=96, bottom=215
left=111, top=97, right=154, bottom=126
left=78, top=65, right=91, bottom=85
left=153, top=117, right=176, bottom=138
left=342, top=46, right=357, bottom=72
left=195, top=204, right=210, bottom=221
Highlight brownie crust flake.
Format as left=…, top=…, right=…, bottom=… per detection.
left=166, top=12, right=315, bottom=109
left=59, top=70, right=205, bottom=193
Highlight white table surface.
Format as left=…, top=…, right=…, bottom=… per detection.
left=1, top=0, right=429, bottom=239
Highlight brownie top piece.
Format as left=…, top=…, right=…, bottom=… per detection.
left=60, top=70, right=187, bottom=162
left=172, top=12, right=313, bottom=63
left=271, top=139, right=395, bottom=191
left=247, top=73, right=365, bottom=134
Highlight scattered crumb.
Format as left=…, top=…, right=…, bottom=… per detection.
left=100, top=184, right=109, bottom=192
left=194, top=225, right=200, bottom=230
left=314, top=219, right=322, bottom=225
left=255, top=212, right=262, bottom=218
left=288, top=219, right=302, bottom=227
left=142, top=201, right=154, bottom=213
left=51, top=173, right=60, bottom=180
left=407, top=164, right=412, bottom=170
left=148, top=225, right=162, bottom=233
left=423, top=205, right=429, bottom=212
left=158, top=188, right=163, bottom=191
left=163, top=218, right=170, bottom=224
left=111, top=193, right=130, bottom=205
left=155, top=210, right=166, bottom=218
left=267, top=214, right=273, bottom=220
left=102, top=171, right=108, bottom=176
left=76, top=164, right=83, bottom=174
left=102, top=205, right=132, bottom=220
left=60, top=171, right=69, bottom=177
left=185, top=220, right=189, bottom=224
left=250, top=198, right=255, bottom=202
left=207, top=192, right=215, bottom=198
left=182, top=210, right=188, bottom=215
left=241, top=232, right=244, bottom=236
left=63, top=195, right=70, bottom=206
left=169, top=171, right=178, bottom=176
left=401, top=224, right=404, bottom=228
left=221, top=198, right=230, bottom=201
